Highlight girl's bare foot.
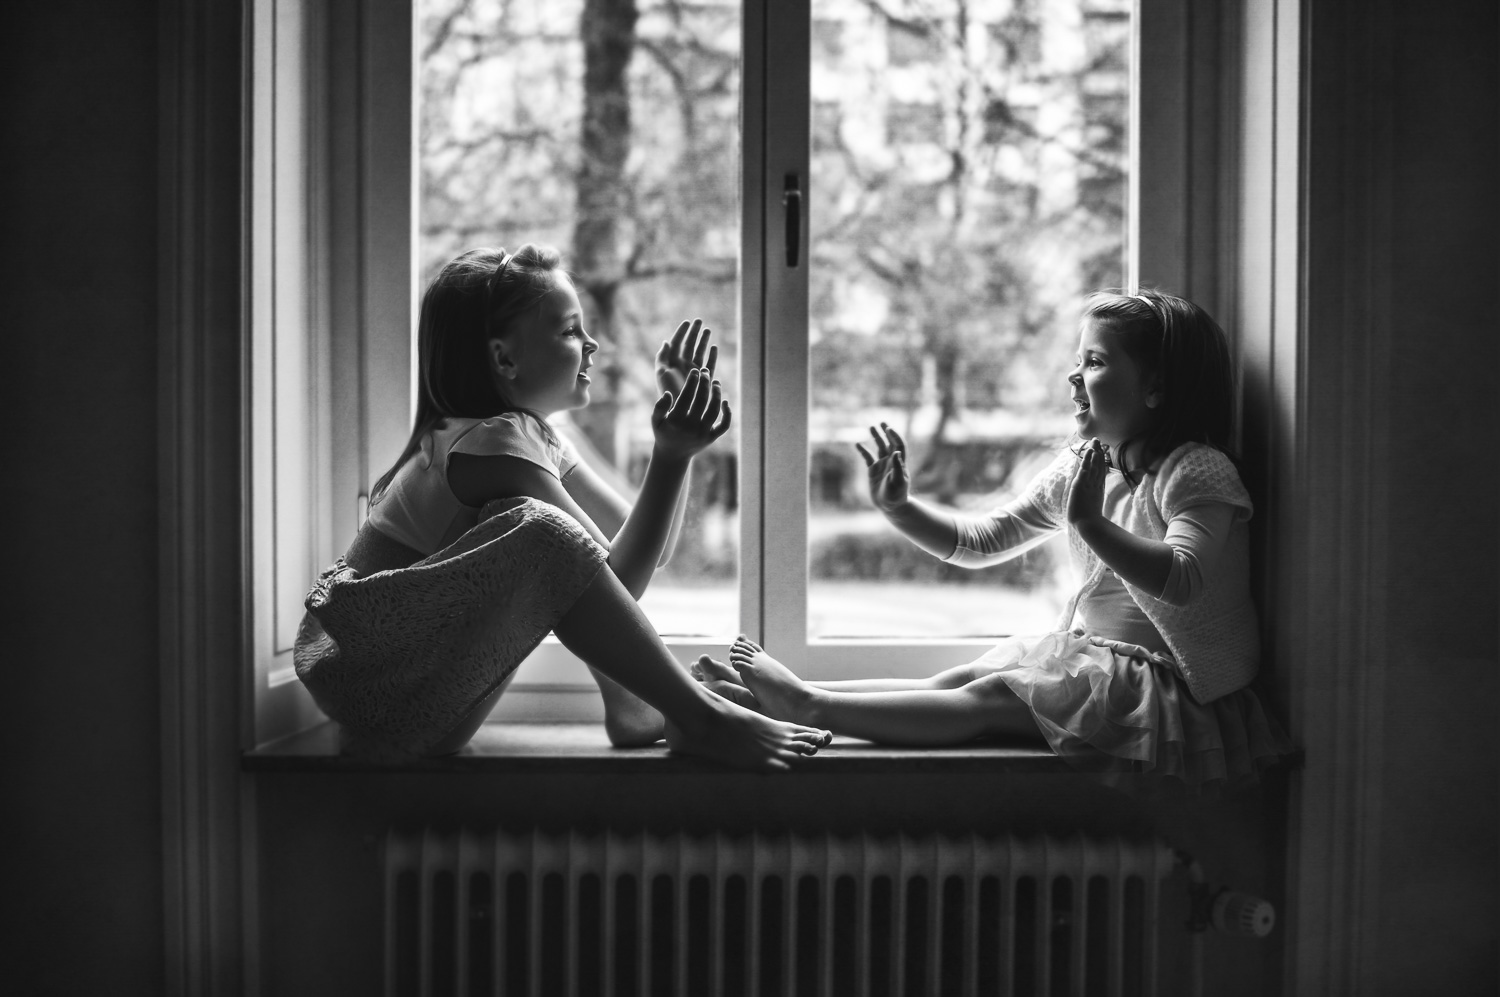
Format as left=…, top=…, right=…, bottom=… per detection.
left=689, top=655, right=761, bottom=712
left=728, top=636, right=822, bottom=727
left=662, top=687, right=831, bottom=772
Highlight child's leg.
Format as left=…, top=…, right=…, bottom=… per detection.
left=729, top=638, right=1044, bottom=747
left=696, top=651, right=980, bottom=694
left=552, top=569, right=832, bottom=771
left=586, top=665, right=667, bottom=747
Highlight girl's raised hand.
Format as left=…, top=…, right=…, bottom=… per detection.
left=655, top=319, right=717, bottom=399
left=651, top=366, right=732, bottom=461
left=855, top=423, right=910, bottom=513
left=1066, top=437, right=1108, bottom=525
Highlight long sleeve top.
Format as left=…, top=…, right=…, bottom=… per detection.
left=943, top=443, right=1260, bottom=703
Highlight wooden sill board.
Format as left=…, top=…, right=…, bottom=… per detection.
left=243, top=721, right=1069, bottom=775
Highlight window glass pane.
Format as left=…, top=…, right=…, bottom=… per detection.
left=418, top=0, right=742, bottom=638
left=807, top=0, right=1130, bottom=640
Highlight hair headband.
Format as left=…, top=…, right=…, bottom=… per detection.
left=484, top=251, right=515, bottom=333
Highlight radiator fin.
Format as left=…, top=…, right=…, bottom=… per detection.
left=384, top=829, right=1176, bottom=997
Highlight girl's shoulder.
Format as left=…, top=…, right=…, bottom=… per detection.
left=1149, top=442, right=1252, bottom=519
left=447, top=411, right=574, bottom=476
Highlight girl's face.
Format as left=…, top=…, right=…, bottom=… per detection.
left=1069, top=317, right=1159, bottom=447
left=490, top=276, right=598, bottom=415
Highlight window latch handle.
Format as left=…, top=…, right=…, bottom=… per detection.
left=783, top=174, right=801, bottom=268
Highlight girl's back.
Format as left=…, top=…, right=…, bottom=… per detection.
left=367, top=413, right=578, bottom=558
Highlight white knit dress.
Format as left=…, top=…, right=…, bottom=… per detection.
left=948, top=443, right=1291, bottom=791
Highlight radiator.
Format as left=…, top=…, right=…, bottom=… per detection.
left=384, top=827, right=1180, bottom=997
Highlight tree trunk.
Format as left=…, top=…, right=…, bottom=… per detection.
left=571, top=0, right=638, bottom=464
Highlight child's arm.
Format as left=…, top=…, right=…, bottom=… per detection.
left=649, top=319, right=717, bottom=564
left=856, top=424, right=958, bottom=557
left=1066, top=438, right=1235, bottom=602
left=857, top=424, right=1059, bottom=564
left=594, top=367, right=728, bottom=595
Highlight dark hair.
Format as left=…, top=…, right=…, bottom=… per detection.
left=370, top=244, right=567, bottom=500
left=1079, top=288, right=1238, bottom=485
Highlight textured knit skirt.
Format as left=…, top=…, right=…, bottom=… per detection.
left=974, top=629, right=1292, bottom=793
left=293, top=497, right=608, bottom=759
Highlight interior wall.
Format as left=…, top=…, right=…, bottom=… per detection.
left=1370, top=0, right=1498, bottom=989
left=0, top=1, right=165, bottom=994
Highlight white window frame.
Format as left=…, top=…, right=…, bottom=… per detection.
left=247, top=0, right=417, bottom=742
left=248, top=0, right=1239, bottom=734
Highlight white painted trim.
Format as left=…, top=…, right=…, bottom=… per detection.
left=739, top=0, right=770, bottom=648
left=247, top=0, right=324, bottom=742
left=247, top=0, right=417, bottom=744
left=759, top=0, right=813, bottom=664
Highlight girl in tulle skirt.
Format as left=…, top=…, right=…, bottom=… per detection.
left=699, top=290, right=1290, bottom=792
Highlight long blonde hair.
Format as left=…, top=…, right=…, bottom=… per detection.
left=371, top=244, right=565, bottom=501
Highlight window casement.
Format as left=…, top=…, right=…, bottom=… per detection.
left=247, top=0, right=418, bottom=741
left=248, top=0, right=1237, bottom=738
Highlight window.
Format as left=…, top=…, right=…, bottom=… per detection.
left=251, top=0, right=1218, bottom=735
left=247, top=0, right=418, bottom=740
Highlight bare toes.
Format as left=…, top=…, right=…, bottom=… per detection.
left=700, top=655, right=740, bottom=682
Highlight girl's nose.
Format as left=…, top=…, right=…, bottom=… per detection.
left=1067, top=369, right=1083, bottom=387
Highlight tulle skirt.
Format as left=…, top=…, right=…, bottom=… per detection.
left=293, top=497, right=608, bottom=759
left=973, top=629, right=1292, bottom=793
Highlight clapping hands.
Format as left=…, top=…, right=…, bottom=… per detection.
left=855, top=422, right=910, bottom=513
left=650, top=319, right=731, bottom=461
left=655, top=318, right=717, bottom=397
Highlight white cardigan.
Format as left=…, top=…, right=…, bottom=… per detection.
left=945, top=442, right=1260, bottom=703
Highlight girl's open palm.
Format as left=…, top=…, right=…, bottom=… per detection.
left=651, top=367, right=731, bottom=461
left=1067, top=437, right=1108, bottom=524
left=856, top=423, right=910, bottom=513
left=655, top=319, right=717, bottom=398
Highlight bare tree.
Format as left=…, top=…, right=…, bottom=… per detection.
left=570, top=0, right=639, bottom=461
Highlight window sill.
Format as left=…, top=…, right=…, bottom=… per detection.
left=242, top=721, right=1069, bottom=775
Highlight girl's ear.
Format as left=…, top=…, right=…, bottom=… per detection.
left=489, top=338, right=516, bottom=380
left=1145, top=375, right=1164, bottom=409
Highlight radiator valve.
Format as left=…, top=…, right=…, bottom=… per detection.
left=1210, top=890, right=1275, bottom=937
left=1189, top=883, right=1275, bottom=937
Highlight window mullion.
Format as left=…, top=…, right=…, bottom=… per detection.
left=752, top=0, right=812, bottom=665
left=737, top=0, right=768, bottom=644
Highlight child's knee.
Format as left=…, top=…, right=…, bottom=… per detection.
left=482, top=496, right=606, bottom=556
left=963, top=671, right=1018, bottom=707
left=928, top=663, right=977, bottom=689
